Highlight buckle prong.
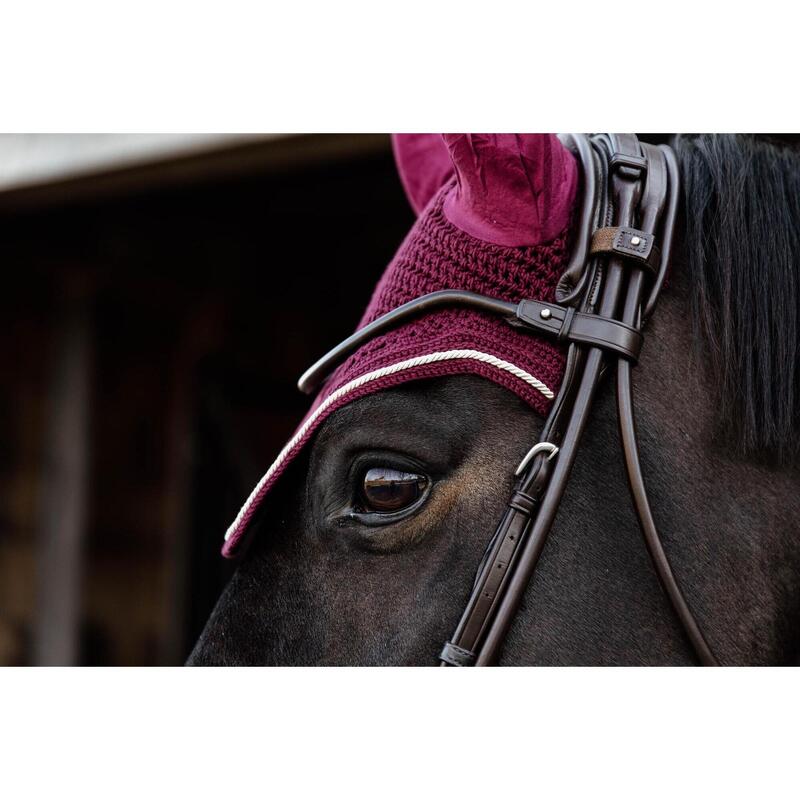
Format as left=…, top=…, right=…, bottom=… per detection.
left=515, top=442, right=559, bottom=477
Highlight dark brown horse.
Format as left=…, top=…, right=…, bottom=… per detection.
left=189, top=135, right=800, bottom=665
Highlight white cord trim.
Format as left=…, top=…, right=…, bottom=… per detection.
left=224, top=349, right=553, bottom=542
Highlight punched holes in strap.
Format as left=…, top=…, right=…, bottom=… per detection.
left=440, top=642, right=476, bottom=667
left=590, top=226, right=660, bottom=272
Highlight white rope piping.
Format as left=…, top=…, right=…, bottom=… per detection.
left=224, top=349, right=553, bottom=542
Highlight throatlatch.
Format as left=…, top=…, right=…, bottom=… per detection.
left=301, top=134, right=718, bottom=667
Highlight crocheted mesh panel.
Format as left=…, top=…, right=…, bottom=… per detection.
left=222, top=184, right=571, bottom=556
left=329, top=184, right=569, bottom=416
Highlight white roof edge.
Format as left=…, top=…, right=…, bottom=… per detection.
left=0, top=133, right=285, bottom=194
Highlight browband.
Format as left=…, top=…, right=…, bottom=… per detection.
left=299, top=291, right=643, bottom=395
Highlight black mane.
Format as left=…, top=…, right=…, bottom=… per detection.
left=675, top=134, right=800, bottom=462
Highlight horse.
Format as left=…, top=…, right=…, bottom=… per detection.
left=188, top=134, right=800, bottom=666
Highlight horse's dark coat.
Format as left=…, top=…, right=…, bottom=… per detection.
left=189, top=261, right=800, bottom=665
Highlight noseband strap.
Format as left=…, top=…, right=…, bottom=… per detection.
left=301, top=134, right=719, bottom=666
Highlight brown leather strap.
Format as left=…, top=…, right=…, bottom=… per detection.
left=442, top=485, right=548, bottom=658
left=466, top=133, right=647, bottom=666
left=298, top=288, right=645, bottom=397
left=445, top=134, right=718, bottom=667
left=590, top=226, right=660, bottom=272
left=615, top=143, right=718, bottom=666
left=555, top=134, right=602, bottom=305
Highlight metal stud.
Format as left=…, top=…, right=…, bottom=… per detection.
left=540, top=308, right=552, bottom=320
left=630, top=235, right=642, bottom=246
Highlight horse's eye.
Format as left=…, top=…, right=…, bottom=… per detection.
left=360, top=467, right=428, bottom=513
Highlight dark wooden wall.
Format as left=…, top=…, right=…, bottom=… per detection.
left=0, top=135, right=415, bottom=664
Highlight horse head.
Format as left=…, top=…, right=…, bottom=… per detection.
left=189, top=134, right=800, bottom=666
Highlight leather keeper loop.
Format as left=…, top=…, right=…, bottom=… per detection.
left=509, top=490, right=537, bottom=514
left=440, top=642, right=476, bottom=667
left=514, top=299, right=643, bottom=362
left=590, top=226, right=660, bottom=272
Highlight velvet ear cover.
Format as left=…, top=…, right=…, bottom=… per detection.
left=391, top=134, right=454, bottom=214
left=392, top=133, right=577, bottom=247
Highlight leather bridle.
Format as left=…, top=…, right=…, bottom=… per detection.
left=299, top=134, right=719, bottom=666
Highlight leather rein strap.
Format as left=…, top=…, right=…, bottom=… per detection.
left=300, top=134, right=719, bottom=667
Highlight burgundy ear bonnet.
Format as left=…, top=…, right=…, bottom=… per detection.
left=223, top=134, right=578, bottom=556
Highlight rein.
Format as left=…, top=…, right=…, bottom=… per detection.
left=300, top=134, right=719, bottom=667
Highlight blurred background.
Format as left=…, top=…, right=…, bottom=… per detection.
left=0, top=134, right=414, bottom=665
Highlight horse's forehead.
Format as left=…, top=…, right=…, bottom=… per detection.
left=314, top=375, right=530, bottom=451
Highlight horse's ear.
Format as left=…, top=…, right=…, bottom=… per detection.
left=442, top=133, right=578, bottom=246
left=392, top=134, right=455, bottom=215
